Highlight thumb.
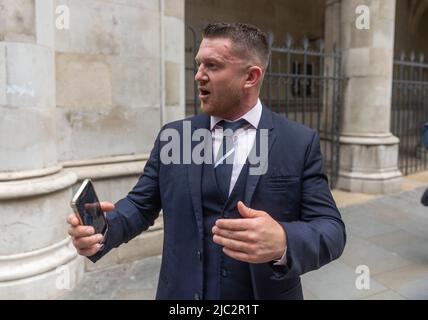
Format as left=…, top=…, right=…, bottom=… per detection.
left=237, top=201, right=263, bottom=218
left=100, top=201, right=115, bottom=213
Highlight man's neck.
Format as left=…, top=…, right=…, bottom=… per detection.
left=223, top=97, right=259, bottom=121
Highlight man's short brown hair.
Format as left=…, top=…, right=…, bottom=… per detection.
left=202, top=22, right=270, bottom=71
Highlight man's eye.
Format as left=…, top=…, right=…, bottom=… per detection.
left=207, top=63, right=216, bottom=69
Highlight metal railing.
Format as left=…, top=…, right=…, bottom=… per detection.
left=391, top=52, right=428, bottom=175
left=262, top=35, right=342, bottom=188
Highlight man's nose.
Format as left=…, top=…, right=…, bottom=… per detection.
left=195, top=65, right=207, bottom=82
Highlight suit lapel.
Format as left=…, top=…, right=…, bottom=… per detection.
left=187, top=113, right=210, bottom=235
left=244, top=106, right=277, bottom=206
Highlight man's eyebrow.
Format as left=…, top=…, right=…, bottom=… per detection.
left=194, top=57, right=223, bottom=64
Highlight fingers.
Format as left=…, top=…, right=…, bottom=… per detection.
left=213, top=234, right=252, bottom=253
left=68, top=221, right=103, bottom=257
left=215, top=218, right=252, bottom=231
left=237, top=201, right=252, bottom=218
left=100, top=201, right=115, bottom=212
left=222, top=247, right=253, bottom=263
left=68, top=225, right=95, bottom=238
left=72, top=233, right=104, bottom=250
left=212, top=225, right=255, bottom=243
left=66, top=213, right=81, bottom=227
left=237, top=201, right=265, bottom=218
left=67, top=201, right=112, bottom=257
left=77, top=244, right=103, bottom=257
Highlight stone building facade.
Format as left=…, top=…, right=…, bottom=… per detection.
left=0, top=0, right=427, bottom=299
left=0, top=0, right=184, bottom=299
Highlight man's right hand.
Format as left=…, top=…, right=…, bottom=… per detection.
left=67, top=201, right=115, bottom=257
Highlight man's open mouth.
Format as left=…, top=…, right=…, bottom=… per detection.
left=199, top=88, right=211, bottom=98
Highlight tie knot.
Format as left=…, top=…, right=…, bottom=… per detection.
left=219, top=119, right=248, bottom=133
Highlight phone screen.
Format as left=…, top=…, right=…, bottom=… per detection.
left=75, top=181, right=107, bottom=235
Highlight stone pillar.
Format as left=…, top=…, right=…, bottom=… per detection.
left=321, top=0, right=341, bottom=175
left=336, top=0, right=402, bottom=194
left=325, top=0, right=341, bottom=51
left=0, top=0, right=81, bottom=299
left=161, top=0, right=185, bottom=124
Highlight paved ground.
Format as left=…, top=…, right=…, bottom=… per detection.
left=60, top=174, right=428, bottom=300
left=303, top=186, right=428, bottom=300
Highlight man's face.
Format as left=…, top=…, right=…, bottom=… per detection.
left=194, top=37, right=248, bottom=118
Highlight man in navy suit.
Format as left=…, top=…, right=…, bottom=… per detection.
left=67, top=22, right=346, bottom=300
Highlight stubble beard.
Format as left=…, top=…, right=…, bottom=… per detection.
left=200, top=88, right=243, bottom=119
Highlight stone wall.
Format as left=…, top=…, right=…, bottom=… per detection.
left=0, top=0, right=185, bottom=299
left=55, top=0, right=162, bottom=161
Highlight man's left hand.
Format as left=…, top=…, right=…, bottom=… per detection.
left=212, top=201, right=287, bottom=263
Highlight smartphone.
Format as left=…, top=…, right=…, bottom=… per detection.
left=70, top=179, right=108, bottom=235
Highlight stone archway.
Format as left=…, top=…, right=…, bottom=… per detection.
left=409, top=0, right=428, bottom=34
left=395, top=0, right=428, bottom=61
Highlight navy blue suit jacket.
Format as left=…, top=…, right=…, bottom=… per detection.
left=89, top=106, right=346, bottom=299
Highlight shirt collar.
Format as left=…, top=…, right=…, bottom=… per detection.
left=210, top=98, right=262, bottom=131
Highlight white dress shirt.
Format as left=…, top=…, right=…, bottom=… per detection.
left=210, top=99, right=262, bottom=196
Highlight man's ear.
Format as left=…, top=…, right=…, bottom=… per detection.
left=244, top=66, right=263, bottom=89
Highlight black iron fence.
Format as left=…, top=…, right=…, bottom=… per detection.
left=262, top=35, right=343, bottom=187
left=391, top=52, right=428, bottom=175
left=185, top=27, right=343, bottom=187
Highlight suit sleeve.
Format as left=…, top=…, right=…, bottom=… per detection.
left=88, top=132, right=162, bottom=263
left=270, top=131, right=346, bottom=279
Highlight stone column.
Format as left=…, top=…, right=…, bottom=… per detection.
left=161, top=0, right=185, bottom=124
left=336, top=0, right=402, bottom=194
left=321, top=0, right=341, bottom=177
left=325, top=0, right=341, bottom=52
left=0, top=0, right=80, bottom=299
